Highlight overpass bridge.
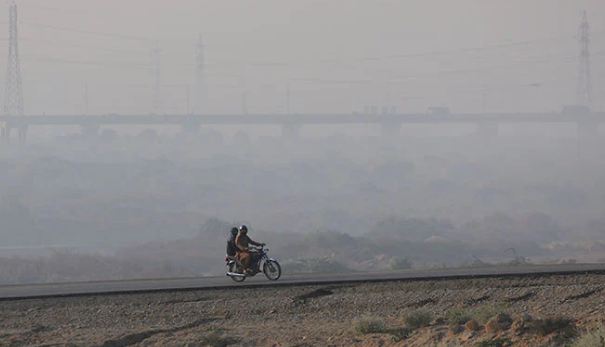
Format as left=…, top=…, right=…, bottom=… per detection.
left=0, top=111, right=603, bottom=143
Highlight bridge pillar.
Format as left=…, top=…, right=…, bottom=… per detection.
left=0, top=123, right=10, bottom=143
left=181, top=120, right=201, bottom=135
left=380, top=121, right=402, bottom=138
left=80, top=124, right=100, bottom=139
left=475, top=121, right=499, bottom=139
left=281, top=123, right=302, bottom=139
left=577, top=120, right=600, bottom=139
left=17, top=125, right=27, bottom=145
left=577, top=120, right=600, bottom=154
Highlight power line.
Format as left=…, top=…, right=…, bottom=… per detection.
left=19, top=37, right=147, bottom=55
left=167, top=33, right=598, bottom=71
left=24, top=54, right=151, bottom=70
left=23, top=22, right=152, bottom=42
left=18, top=3, right=90, bottom=15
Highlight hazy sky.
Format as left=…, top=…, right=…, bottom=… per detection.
left=1, top=0, right=603, bottom=114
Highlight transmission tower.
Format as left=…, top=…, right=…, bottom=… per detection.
left=151, top=41, right=161, bottom=114
left=4, top=0, right=24, bottom=117
left=193, top=35, right=206, bottom=114
left=577, top=11, right=592, bottom=107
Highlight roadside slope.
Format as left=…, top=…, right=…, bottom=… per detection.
left=1, top=271, right=605, bottom=346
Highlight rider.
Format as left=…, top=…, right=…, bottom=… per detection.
left=235, top=225, right=264, bottom=273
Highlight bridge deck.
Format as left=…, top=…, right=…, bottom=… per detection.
left=0, top=113, right=603, bottom=126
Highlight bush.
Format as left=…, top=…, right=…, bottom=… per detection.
left=405, top=310, right=432, bottom=330
left=572, top=326, right=605, bottom=347
left=445, top=304, right=508, bottom=326
left=485, top=313, right=513, bottom=334
left=476, top=338, right=513, bottom=347
left=473, top=304, right=508, bottom=324
left=528, top=317, right=576, bottom=337
left=200, top=332, right=239, bottom=347
left=446, top=308, right=472, bottom=325
left=354, top=316, right=387, bottom=334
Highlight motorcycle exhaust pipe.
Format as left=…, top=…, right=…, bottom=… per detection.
left=226, top=272, right=246, bottom=277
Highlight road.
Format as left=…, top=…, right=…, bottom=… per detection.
left=1, top=112, right=603, bottom=126
left=1, top=263, right=604, bottom=301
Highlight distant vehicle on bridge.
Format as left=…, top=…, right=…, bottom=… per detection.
left=427, top=106, right=451, bottom=115
left=562, top=105, right=591, bottom=115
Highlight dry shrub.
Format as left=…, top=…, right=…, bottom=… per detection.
left=528, top=317, right=576, bottom=338
left=473, top=304, right=508, bottom=324
left=446, top=307, right=472, bottom=325
left=405, top=310, right=432, bottom=330
left=353, top=316, right=387, bottom=334
left=445, top=304, right=508, bottom=326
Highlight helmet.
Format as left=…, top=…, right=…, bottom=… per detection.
left=238, top=225, right=248, bottom=233
left=230, top=227, right=238, bottom=236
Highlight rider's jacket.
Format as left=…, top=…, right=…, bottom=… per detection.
left=236, top=232, right=262, bottom=251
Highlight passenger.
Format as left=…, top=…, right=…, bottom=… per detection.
left=226, top=227, right=238, bottom=259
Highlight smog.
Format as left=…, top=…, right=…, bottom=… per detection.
left=0, top=0, right=603, bottom=284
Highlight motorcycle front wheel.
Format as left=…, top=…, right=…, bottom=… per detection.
left=263, top=259, right=282, bottom=281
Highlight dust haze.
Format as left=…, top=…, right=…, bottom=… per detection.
left=0, top=0, right=604, bottom=284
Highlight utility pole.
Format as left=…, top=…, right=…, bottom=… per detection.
left=83, top=82, right=89, bottom=115
left=481, top=84, right=488, bottom=113
left=3, top=0, right=25, bottom=143
left=4, top=0, right=24, bottom=117
left=185, top=85, right=191, bottom=115
left=240, top=67, right=248, bottom=115
left=286, top=81, right=291, bottom=114
left=151, top=41, right=162, bottom=114
left=241, top=90, right=248, bottom=115
left=577, top=11, right=592, bottom=107
left=193, top=35, right=206, bottom=114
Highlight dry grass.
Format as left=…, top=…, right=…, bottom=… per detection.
left=572, top=326, right=605, bottom=347
left=197, top=328, right=240, bottom=347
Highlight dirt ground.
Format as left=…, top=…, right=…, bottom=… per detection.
left=1, top=273, right=604, bottom=346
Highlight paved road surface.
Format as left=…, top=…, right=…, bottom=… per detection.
left=1, top=263, right=604, bottom=301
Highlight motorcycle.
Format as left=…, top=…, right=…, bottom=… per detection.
left=225, top=246, right=281, bottom=282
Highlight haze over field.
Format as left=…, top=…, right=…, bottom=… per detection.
left=0, top=1, right=604, bottom=283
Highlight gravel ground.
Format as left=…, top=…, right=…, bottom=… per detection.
left=1, top=273, right=605, bottom=346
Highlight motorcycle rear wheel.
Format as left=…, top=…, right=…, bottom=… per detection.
left=229, top=262, right=246, bottom=282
